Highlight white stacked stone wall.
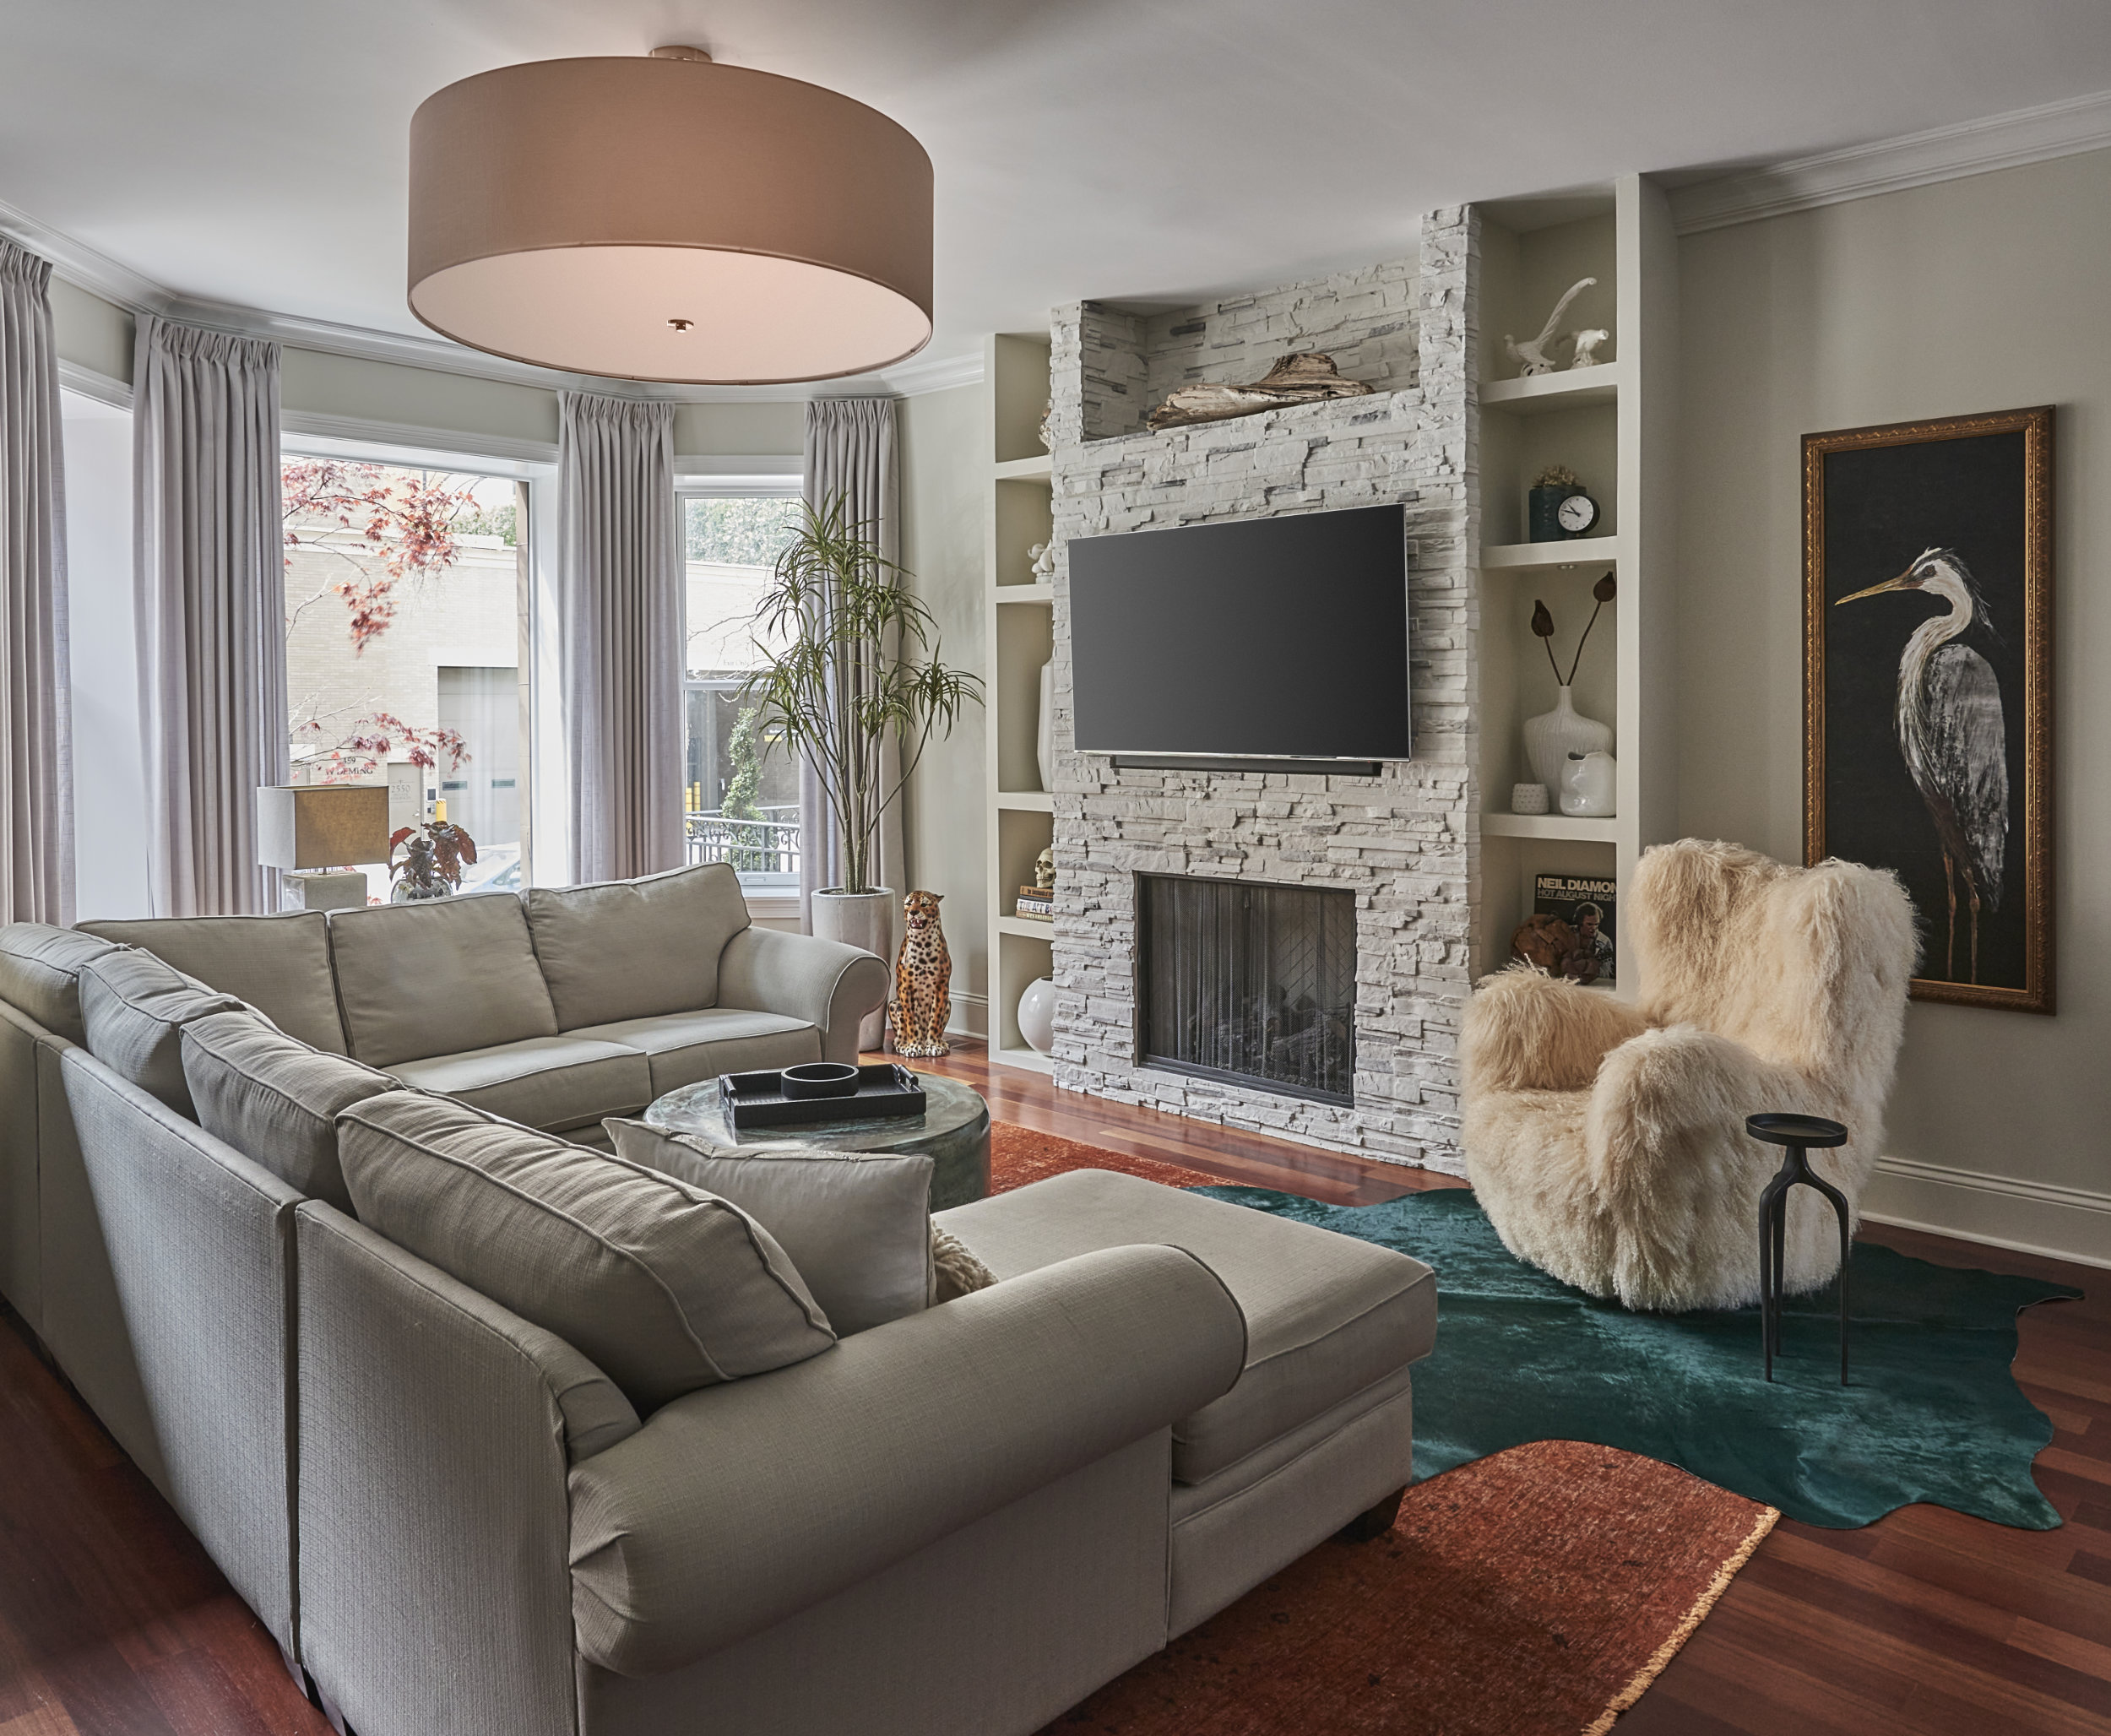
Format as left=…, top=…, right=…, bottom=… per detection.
left=1039, top=209, right=1481, bottom=1172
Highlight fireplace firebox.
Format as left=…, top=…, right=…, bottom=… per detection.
left=1137, top=874, right=1356, bottom=1105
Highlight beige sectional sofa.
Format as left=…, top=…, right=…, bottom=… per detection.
left=0, top=863, right=1438, bottom=1736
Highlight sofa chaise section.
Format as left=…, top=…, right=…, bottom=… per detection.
left=938, top=1167, right=1438, bottom=1635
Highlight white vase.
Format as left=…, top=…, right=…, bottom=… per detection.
left=1560, top=749, right=1617, bottom=817
left=812, top=887, right=895, bottom=1052
left=1036, top=660, right=1055, bottom=792
left=1018, top=976, right=1057, bottom=1054
left=1522, top=686, right=1612, bottom=798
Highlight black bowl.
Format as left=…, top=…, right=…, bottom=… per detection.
left=779, top=1062, right=862, bottom=1100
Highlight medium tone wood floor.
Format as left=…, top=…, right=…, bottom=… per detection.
left=1, top=1038, right=2100, bottom=1735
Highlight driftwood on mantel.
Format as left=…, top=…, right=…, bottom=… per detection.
left=1145, top=351, right=1376, bottom=431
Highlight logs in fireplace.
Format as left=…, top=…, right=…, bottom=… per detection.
left=1137, top=874, right=1356, bottom=1105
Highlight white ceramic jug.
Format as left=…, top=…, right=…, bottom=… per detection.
left=1560, top=749, right=1616, bottom=817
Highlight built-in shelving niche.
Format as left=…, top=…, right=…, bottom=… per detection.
left=1472, top=181, right=1677, bottom=987
left=985, top=334, right=1058, bottom=1071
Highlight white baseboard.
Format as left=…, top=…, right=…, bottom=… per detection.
left=946, top=990, right=989, bottom=1040
left=1862, top=1155, right=2111, bottom=1272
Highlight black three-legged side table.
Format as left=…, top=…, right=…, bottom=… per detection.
left=1745, top=1113, right=1853, bottom=1384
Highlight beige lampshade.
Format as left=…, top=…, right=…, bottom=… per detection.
left=406, top=54, right=934, bottom=385
left=256, top=785, right=393, bottom=871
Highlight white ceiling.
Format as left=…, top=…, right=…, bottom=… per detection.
left=8, top=0, right=2111, bottom=388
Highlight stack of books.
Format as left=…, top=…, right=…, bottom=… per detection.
left=1013, top=885, right=1053, bottom=921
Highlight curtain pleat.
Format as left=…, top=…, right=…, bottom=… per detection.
left=557, top=392, right=682, bottom=884
left=133, top=316, right=285, bottom=916
left=799, top=396, right=904, bottom=930
left=0, top=241, right=75, bottom=925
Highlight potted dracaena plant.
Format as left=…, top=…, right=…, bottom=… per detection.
left=738, top=491, right=982, bottom=971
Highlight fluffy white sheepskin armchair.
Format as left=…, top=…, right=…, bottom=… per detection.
left=1462, top=840, right=1918, bottom=1312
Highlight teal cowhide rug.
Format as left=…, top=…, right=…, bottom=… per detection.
left=1192, top=1185, right=2079, bottom=1530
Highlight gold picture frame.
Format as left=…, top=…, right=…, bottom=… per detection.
left=1803, top=406, right=2054, bottom=1014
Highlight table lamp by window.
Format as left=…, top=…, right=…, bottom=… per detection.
left=257, top=785, right=393, bottom=911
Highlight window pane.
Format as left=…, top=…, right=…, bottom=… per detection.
left=283, top=458, right=527, bottom=903
left=683, top=496, right=804, bottom=891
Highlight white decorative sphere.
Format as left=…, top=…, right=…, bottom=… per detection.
left=1018, top=977, right=1058, bottom=1054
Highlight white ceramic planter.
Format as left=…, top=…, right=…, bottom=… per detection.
left=1017, top=976, right=1057, bottom=1054
left=812, top=887, right=895, bottom=1051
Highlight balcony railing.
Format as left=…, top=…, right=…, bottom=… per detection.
left=686, top=809, right=801, bottom=879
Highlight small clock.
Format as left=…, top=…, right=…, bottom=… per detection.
left=1556, top=491, right=1600, bottom=538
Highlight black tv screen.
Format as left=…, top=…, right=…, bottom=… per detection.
left=1068, top=503, right=1411, bottom=762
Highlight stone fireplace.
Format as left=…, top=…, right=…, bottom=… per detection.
left=1037, top=209, right=1479, bottom=1175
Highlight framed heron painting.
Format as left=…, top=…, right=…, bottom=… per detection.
left=1803, top=405, right=2054, bottom=1014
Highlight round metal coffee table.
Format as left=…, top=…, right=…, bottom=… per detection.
left=642, top=1071, right=991, bottom=1210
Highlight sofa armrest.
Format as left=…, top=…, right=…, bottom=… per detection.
left=568, top=1242, right=1248, bottom=1676
left=1463, top=964, right=1652, bottom=1095
left=714, top=925, right=889, bottom=1064
left=296, top=1203, right=642, bottom=1736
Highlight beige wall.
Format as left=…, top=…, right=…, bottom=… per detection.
left=1678, top=147, right=2111, bottom=1263
left=899, top=382, right=989, bottom=1033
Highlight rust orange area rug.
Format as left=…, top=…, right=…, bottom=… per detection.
left=990, top=1122, right=1228, bottom=1194
left=1043, top=1439, right=1776, bottom=1736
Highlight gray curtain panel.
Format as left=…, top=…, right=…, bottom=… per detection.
left=0, top=241, right=75, bottom=925
left=799, top=396, right=905, bottom=930
left=557, top=391, right=683, bottom=885
left=133, top=317, right=286, bottom=917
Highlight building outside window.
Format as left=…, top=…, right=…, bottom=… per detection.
left=280, top=455, right=529, bottom=903
left=681, top=492, right=805, bottom=896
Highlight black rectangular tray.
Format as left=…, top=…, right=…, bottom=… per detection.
left=717, top=1063, right=927, bottom=1130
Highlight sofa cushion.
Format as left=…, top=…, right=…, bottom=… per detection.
left=180, top=1011, right=395, bottom=1212
left=80, top=913, right=349, bottom=1054
left=0, top=923, right=122, bottom=1042
left=608, top=1119, right=933, bottom=1336
left=525, top=864, right=752, bottom=1030
left=936, top=1168, right=1435, bottom=1484
left=337, top=1091, right=834, bottom=1410
left=328, top=894, right=558, bottom=1067
left=568, top=1007, right=819, bottom=1098
left=79, top=950, right=249, bottom=1116
left=386, top=1035, right=654, bottom=1133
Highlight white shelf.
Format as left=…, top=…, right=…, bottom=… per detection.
left=993, top=1044, right=1056, bottom=1076
left=1483, top=812, right=1619, bottom=843
left=998, top=915, right=1055, bottom=939
left=1480, top=363, right=1624, bottom=415
left=993, top=453, right=1053, bottom=480
left=1484, top=536, right=1619, bottom=572
left=996, top=789, right=1053, bottom=812
left=993, top=583, right=1054, bottom=604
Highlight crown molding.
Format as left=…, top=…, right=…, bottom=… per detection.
left=872, top=346, right=984, bottom=395
left=1670, top=85, right=2111, bottom=235
left=2, top=191, right=980, bottom=401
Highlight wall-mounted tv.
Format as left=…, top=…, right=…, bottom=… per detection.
left=1067, top=502, right=1411, bottom=765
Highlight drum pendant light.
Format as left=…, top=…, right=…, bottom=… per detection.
left=407, top=47, right=933, bottom=384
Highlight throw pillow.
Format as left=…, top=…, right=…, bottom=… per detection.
left=605, top=1117, right=935, bottom=1336
left=0, top=923, right=123, bottom=1043
left=933, top=1224, right=998, bottom=1303
left=181, top=1010, right=397, bottom=1211
left=79, top=949, right=250, bottom=1116
left=339, top=1091, right=834, bottom=1409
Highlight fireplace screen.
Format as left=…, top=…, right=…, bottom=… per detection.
left=1137, top=875, right=1356, bottom=1105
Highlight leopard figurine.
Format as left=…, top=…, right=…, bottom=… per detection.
left=891, top=890, right=952, bottom=1058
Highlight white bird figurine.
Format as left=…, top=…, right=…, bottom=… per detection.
left=1568, top=328, right=1609, bottom=368
left=1505, top=277, right=1596, bottom=376
left=1833, top=547, right=2009, bottom=984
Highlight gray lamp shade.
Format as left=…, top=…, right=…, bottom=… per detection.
left=257, top=785, right=393, bottom=871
